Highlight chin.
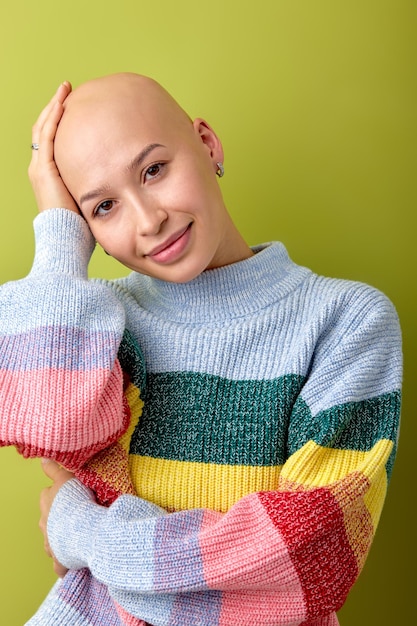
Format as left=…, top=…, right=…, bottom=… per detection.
left=162, top=269, right=203, bottom=284
left=158, top=258, right=211, bottom=283
left=122, top=251, right=212, bottom=283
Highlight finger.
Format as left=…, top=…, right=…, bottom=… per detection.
left=31, top=83, right=72, bottom=168
left=53, top=559, right=69, bottom=578
left=39, top=485, right=52, bottom=523
left=31, top=81, right=72, bottom=149
left=34, top=100, right=66, bottom=163
left=43, top=536, right=52, bottom=558
left=41, top=458, right=70, bottom=480
left=32, top=82, right=72, bottom=136
left=41, top=459, right=75, bottom=484
left=42, top=535, right=68, bottom=578
left=57, top=81, right=72, bottom=102
left=41, top=458, right=61, bottom=479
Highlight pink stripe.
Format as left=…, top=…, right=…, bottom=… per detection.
left=199, top=496, right=306, bottom=623
left=219, top=588, right=307, bottom=626
left=0, top=364, right=126, bottom=464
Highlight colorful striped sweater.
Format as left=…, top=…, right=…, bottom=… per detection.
left=0, top=209, right=402, bottom=626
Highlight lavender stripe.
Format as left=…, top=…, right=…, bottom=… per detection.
left=0, top=327, right=119, bottom=371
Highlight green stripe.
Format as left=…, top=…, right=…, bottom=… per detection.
left=117, top=328, right=146, bottom=391
left=130, top=372, right=305, bottom=466
left=130, top=370, right=400, bottom=476
left=289, top=390, right=401, bottom=479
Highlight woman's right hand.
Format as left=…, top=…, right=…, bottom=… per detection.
left=28, top=82, right=79, bottom=214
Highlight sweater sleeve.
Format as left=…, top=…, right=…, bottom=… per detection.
left=46, top=287, right=402, bottom=625
left=0, top=209, right=129, bottom=469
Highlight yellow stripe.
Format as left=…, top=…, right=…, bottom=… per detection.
left=280, top=439, right=392, bottom=483
left=129, top=455, right=282, bottom=512
left=118, top=382, right=144, bottom=453
left=280, top=439, right=392, bottom=527
left=129, top=438, right=391, bottom=525
left=363, top=463, right=388, bottom=530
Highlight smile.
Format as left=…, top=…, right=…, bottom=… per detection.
left=146, top=224, right=192, bottom=264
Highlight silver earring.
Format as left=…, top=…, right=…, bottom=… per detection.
left=216, top=162, right=224, bottom=178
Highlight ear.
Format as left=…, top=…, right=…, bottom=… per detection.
left=192, top=118, right=224, bottom=173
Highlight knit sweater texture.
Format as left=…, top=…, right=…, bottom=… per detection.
left=0, top=209, right=402, bottom=626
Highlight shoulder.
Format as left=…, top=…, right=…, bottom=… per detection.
left=298, top=273, right=402, bottom=385
left=305, top=272, right=400, bottom=328
left=256, top=243, right=398, bottom=323
left=272, top=250, right=403, bottom=357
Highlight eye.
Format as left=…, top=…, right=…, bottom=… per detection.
left=144, top=162, right=165, bottom=182
left=94, top=199, right=114, bottom=217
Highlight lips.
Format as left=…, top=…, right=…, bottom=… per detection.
left=146, top=224, right=192, bottom=264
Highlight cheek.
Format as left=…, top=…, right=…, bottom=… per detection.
left=93, top=220, right=137, bottom=261
left=174, top=174, right=219, bottom=216
left=84, top=220, right=115, bottom=252
left=81, top=215, right=99, bottom=240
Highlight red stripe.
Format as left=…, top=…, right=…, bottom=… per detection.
left=258, top=486, right=358, bottom=618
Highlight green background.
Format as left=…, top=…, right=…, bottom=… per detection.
left=0, top=1, right=414, bottom=623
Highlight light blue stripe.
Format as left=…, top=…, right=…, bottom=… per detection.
left=25, top=574, right=122, bottom=625
left=111, top=589, right=177, bottom=625
left=168, top=590, right=223, bottom=625
left=154, top=509, right=207, bottom=591
left=0, top=328, right=119, bottom=371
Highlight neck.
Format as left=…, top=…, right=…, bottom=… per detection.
left=207, top=217, right=254, bottom=270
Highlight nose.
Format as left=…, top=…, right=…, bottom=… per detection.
left=129, top=193, right=168, bottom=236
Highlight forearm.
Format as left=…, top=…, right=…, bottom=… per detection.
left=47, top=427, right=394, bottom=624
left=0, top=209, right=128, bottom=467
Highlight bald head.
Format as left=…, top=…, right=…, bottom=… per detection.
left=59, top=73, right=190, bottom=126
left=54, top=73, right=194, bottom=198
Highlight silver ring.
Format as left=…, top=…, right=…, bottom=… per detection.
left=31, top=143, right=39, bottom=150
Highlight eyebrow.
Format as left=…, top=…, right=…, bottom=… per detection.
left=79, top=143, right=166, bottom=206
left=126, top=143, right=165, bottom=173
left=79, top=184, right=112, bottom=207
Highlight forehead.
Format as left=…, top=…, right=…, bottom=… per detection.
left=63, top=98, right=179, bottom=150
left=55, top=88, right=193, bottom=192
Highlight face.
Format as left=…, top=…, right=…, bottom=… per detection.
left=55, top=78, right=242, bottom=283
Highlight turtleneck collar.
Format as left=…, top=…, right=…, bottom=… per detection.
left=121, top=242, right=311, bottom=324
